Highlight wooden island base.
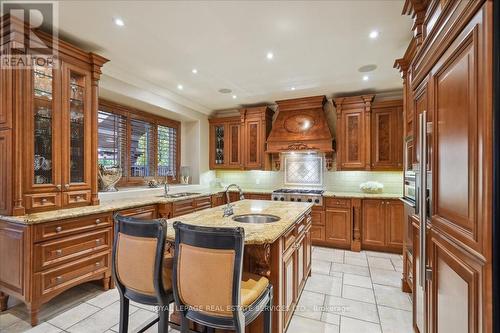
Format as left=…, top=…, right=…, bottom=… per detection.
left=167, top=212, right=312, bottom=333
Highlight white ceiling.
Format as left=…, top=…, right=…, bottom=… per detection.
left=56, top=1, right=412, bottom=114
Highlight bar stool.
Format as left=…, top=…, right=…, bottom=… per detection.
left=172, top=222, right=273, bottom=333
left=112, top=215, right=174, bottom=333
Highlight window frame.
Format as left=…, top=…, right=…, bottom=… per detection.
left=98, top=99, right=181, bottom=186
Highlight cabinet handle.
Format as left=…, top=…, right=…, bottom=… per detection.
left=95, top=262, right=101, bottom=267
left=75, top=196, right=81, bottom=201
left=56, top=184, right=62, bottom=190
left=95, top=219, right=101, bottom=225
left=55, top=276, right=63, bottom=283
left=55, top=226, right=62, bottom=233
left=41, top=198, right=48, bottom=204
left=64, top=184, right=70, bottom=190
left=55, top=249, right=62, bottom=256
left=95, top=239, right=101, bottom=245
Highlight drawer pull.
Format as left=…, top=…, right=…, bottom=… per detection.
left=55, top=276, right=63, bottom=283
left=55, top=249, right=62, bottom=255
left=95, top=262, right=101, bottom=267
left=41, top=198, right=48, bottom=204
left=75, top=196, right=81, bottom=201
left=55, top=226, right=62, bottom=233
left=64, top=184, right=70, bottom=190
left=95, top=219, right=101, bottom=225
left=95, top=239, right=102, bottom=245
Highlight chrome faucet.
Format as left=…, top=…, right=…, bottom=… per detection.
left=223, top=184, right=245, bottom=217
left=164, top=172, right=175, bottom=197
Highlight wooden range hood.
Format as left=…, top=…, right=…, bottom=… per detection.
left=266, top=95, right=334, bottom=153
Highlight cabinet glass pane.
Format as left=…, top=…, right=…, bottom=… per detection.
left=33, top=64, right=53, bottom=185
left=214, top=125, right=224, bottom=165
left=69, top=71, right=85, bottom=183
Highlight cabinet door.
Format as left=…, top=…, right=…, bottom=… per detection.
left=24, top=63, right=62, bottom=197
left=244, top=120, right=262, bottom=169
left=296, top=233, right=305, bottom=294
left=371, top=105, right=403, bottom=170
left=61, top=62, right=92, bottom=192
left=209, top=123, right=227, bottom=169
left=117, top=205, right=158, bottom=220
left=325, top=207, right=352, bottom=248
left=282, top=246, right=296, bottom=329
left=362, top=200, right=385, bottom=248
left=227, top=122, right=242, bottom=168
left=385, top=200, right=404, bottom=249
left=340, top=110, right=366, bottom=169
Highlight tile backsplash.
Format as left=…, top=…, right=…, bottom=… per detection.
left=214, top=170, right=403, bottom=194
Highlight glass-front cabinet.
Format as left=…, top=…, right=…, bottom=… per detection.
left=24, top=61, right=93, bottom=211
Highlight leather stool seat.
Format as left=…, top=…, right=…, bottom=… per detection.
left=241, top=273, right=269, bottom=308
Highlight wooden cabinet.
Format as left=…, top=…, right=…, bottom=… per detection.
left=362, top=199, right=403, bottom=252
left=371, top=100, right=403, bottom=170
left=210, top=192, right=226, bottom=207
left=0, top=17, right=108, bottom=216
left=282, top=244, right=296, bottom=327
left=209, top=117, right=242, bottom=169
left=244, top=193, right=271, bottom=200
left=209, top=106, right=273, bottom=170
left=325, top=207, right=352, bottom=249
left=171, top=195, right=212, bottom=217
left=334, top=95, right=403, bottom=171
left=116, top=205, right=158, bottom=220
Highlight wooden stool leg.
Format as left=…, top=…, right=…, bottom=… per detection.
left=102, top=276, right=111, bottom=291
left=119, top=296, right=130, bottom=333
left=0, top=292, right=9, bottom=311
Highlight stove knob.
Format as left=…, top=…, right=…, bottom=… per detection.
left=314, top=199, right=320, bottom=204
left=290, top=198, right=295, bottom=201
left=273, top=197, right=278, bottom=201
left=297, top=198, right=302, bottom=202
left=307, top=198, right=312, bottom=203
left=280, top=197, right=285, bottom=201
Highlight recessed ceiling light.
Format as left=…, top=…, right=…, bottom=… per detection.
left=369, top=30, right=379, bottom=39
left=266, top=52, right=274, bottom=60
left=358, top=64, right=377, bottom=73
left=218, top=88, right=232, bottom=94
left=232, top=95, right=237, bottom=99
left=177, top=84, right=183, bottom=90
left=191, top=68, right=198, bottom=74
left=113, top=17, right=125, bottom=27
left=362, top=75, right=369, bottom=81
left=290, top=87, right=296, bottom=91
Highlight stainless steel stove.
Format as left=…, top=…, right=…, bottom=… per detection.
left=271, top=189, right=324, bottom=206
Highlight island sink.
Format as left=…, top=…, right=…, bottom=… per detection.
left=232, top=213, right=280, bottom=223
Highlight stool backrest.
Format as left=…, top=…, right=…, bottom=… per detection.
left=112, top=214, right=167, bottom=302
left=172, top=222, right=244, bottom=317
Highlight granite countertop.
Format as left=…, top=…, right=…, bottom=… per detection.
left=164, top=200, right=313, bottom=245
left=0, top=186, right=401, bottom=225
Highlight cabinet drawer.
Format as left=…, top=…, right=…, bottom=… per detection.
left=194, top=196, right=212, bottom=211
left=325, top=197, right=351, bottom=208
left=63, top=190, right=91, bottom=207
left=283, top=227, right=296, bottom=253
left=34, top=213, right=112, bottom=242
left=117, top=205, right=158, bottom=220
left=172, top=199, right=195, bottom=217
left=36, top=252, right=109, bottom=297
left=24, top=193, right=62, bottom=211
left=310, top=226, right=326, bottom=241
left=34, top=228, right=112, bottom=272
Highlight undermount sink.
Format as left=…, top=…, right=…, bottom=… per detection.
left=158, top=192, right=200, bottom=198
left=232, top=214, right=281, bottom=224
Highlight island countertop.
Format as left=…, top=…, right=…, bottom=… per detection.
left=164, top=199, right=313, bottom=245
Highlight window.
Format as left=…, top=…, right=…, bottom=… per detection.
left=157, top=125, right=177, bottom=177
left=97, top=100, right=180, bottom=186
left=97, top=110, right=126, bottom=172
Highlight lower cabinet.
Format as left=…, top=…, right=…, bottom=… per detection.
left=325, top=206, right=352, bottom=249
left=244, top=193, right=272, bottom=200
left=362, top=199, right=403, bottom=252
left=282, top=244, right=296, bottom=327
left=171, top=195, right=212, bottom=217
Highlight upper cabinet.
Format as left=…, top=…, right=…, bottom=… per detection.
left=334, top=95, right=403, bottom=171
left=0, top=15, right=108, bottom=215
left=209, top=106, right=273, bottom=170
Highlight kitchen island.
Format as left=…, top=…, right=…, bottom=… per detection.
left=165, top=199, right=313, bottom=333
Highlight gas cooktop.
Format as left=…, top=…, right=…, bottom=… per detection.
left=273, top=189, right=324, bottom=195
left=271, top=189, right=324, bottom=205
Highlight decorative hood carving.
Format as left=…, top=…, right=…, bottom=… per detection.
left=266, top=95, right=334, bottom=153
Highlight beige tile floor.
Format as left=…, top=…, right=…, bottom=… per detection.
left=0, top=247, right=412, bottom=333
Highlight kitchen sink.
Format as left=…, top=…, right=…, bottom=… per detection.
left=232, top=214, right=280, bottom=224
left=158, top=192, right=200, bottom=198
